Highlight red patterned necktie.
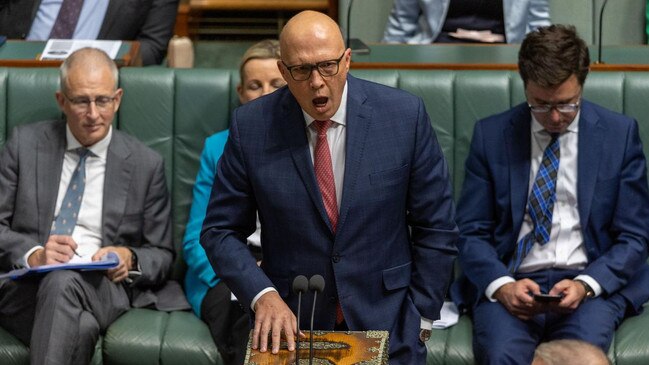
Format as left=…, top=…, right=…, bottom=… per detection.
left=313, top=120, right=338, bottom=232
left=313, top=120, right=345, bottom=325
left=49, top=0, right=85, bottom=39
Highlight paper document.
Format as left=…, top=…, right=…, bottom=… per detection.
left=41, top=39, right=121, bottom=60
left=0, top=252, right=119, bottom=280
left=432, top=301, right=460, bottom=329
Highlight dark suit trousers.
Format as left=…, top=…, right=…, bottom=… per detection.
left=472, top=269, right=627, bottom=365
left=0, top=270, right=130, bottom=365
left=201, top=280, right=250, bottom=365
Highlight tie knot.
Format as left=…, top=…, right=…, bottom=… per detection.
left=76, top=147, right=91, bottom=160
left=314, top=120, right=333, bottom=136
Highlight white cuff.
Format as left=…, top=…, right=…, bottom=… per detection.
left=251, top=287, right=278, bottom=312
left=23, top=246, right=44, bottom=268
left=420, top=317, right=433, bottom=330
left=485, top=276, right=516, bottom=302
left=574, top=275, right=602, bottom=297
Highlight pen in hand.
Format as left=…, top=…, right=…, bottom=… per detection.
left=73, top=249, right=82, bottom=258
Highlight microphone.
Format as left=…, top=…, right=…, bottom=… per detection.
left=596, top=0, right=609, bottom=64
left=292, top=275, right=309, bottom=364
left=345, top=0, right=370, bottom=54
left=308, top=274, right=325, bottom=365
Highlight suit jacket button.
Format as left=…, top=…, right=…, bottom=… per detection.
left=332, top=254, right=340, bottom=263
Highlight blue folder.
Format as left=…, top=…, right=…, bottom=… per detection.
left=0, top=252, right=119, bottom=280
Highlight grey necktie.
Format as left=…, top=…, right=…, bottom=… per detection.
left=51, top=148, right=91, bottom=235
left=49, top=0, right=85, bottom=39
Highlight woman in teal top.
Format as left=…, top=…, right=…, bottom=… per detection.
left=182, top=39, right=286, bottom=365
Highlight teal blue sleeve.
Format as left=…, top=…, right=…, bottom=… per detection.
left=182, top=131, right=229, bottom=314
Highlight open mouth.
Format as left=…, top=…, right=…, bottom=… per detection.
left=312, top=96, right=328, bottom=109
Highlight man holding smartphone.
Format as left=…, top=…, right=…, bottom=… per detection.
left=452, top=25, right=649, bottom=365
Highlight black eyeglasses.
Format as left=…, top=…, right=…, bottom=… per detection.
left=64, top=92, right=118, bottom=112
left=281, top=52, right=346, bottom=81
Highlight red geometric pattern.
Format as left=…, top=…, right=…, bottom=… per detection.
left=313, top=120, right=338, bottom=232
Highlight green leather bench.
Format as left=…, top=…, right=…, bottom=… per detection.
left=1, top=67, right=649, bottom=364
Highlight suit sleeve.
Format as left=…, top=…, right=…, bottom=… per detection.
left=136, top=0, right=178, bottom=65
left=130, top=155, right=174, bottom=286
left=0, top=126, right=40, bottom=269
left=182, top=135, right=227, bottom=290
left=407, top=98, right=459, bottom=320
left=455, top=121, right=512, bottom=297
left=582, top=120, right=649, bottom=295
left=200, top=113, right=273, bottom=310
left=383, top=0, right=424, bottom=43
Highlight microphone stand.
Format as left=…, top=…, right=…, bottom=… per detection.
left=345, top=0, right=370, bottom=54
left=292, top=275, right=308, bottom=365
left=596, top=0, right=609, bottom=64
left=308, top=275, right=325, bottom=365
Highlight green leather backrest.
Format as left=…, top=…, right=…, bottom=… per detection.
left=3, top=67, right=649, bottom=284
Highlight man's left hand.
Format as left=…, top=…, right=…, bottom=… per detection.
left=548, top=279, right=587, bottom=312
left=92, top=246, right=133, bottom=283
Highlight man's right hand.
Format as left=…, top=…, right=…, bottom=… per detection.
left=252, top=291, right=299, bottom=354
left=493, top=279, right=542, bottom=320
left=27, top=235, right=78, bottom=267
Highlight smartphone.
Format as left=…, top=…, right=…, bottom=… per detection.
left=533, top=293, right=563, bottom=303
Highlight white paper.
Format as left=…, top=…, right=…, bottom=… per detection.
left=432, top=301, right=460, bottom=329
left=41, top=39, right=122, bottom=60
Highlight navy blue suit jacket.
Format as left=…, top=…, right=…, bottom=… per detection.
left=452, top=100, right=649, bottom=314
left=201, top=75, right=458, bottom=363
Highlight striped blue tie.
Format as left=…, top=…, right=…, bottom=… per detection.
left=51, top=148, right=91, bottom=235
left=510, top=134, right=560, bottom=272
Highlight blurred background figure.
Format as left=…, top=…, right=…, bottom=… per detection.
left=383, top=0, right=550, bottom=44
left=182, top=39, right=285, bottom=365
left=0, top=0, right=179, bottom=65
left=532, top=339, right=611, bottom=365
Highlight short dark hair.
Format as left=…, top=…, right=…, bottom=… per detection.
left=518, top=24, right=590, bottom=88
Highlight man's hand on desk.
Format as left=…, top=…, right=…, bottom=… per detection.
left=28, top=235, right=79, bottom=267
left=252, top=291, right=300, bottom=354
left=93, top=246, right=134, bottom=283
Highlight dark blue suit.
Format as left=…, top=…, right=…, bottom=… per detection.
left=452, top=100, right=649, bottom=364
left=201, top=75, right=458, bottom=364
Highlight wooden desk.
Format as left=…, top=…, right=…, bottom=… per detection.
left=0, top=40, right=141, bottom=68
left=178, top=0, right=337, bottom=39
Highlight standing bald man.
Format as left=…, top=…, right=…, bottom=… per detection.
left=200, top=11, right=458, bottom=364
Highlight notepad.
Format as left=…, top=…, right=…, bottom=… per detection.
left=0, top=252, right=119, bottom=280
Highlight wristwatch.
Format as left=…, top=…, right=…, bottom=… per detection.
left=575, top=279, right=595, bottom=299
left=419, top=329, right=432, bottom=343
left=129, top=248, right=139, bottom=270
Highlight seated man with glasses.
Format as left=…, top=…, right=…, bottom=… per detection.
left=0, top=47, right=184, bottom=364
left=200, top=10, right=458, bottom=365
left=451, top=24, right=649, bottom=365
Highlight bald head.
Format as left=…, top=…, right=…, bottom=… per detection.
left=279, top=11, right=345, bottom=59
left=277, top=10, right=351, bottom=121
left=60, top=48, right=118, bottom=94
left=532, top=340, right=610, bottom=365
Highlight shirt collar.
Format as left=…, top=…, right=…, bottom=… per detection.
left=65, top=124, right=112, bottom=160
left=303, top=81, right=348, bottom=128
left=531, top=110, right=580, bottom=136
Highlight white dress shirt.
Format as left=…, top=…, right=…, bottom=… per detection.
left=27, top=0, right=110, bottom=40
left=485, top=112, right=602, bottom=300
left=23, top=126, right=112, bottom=266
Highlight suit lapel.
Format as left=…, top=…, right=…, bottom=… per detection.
left=36, top=121, right=66, bottom=241
left=337, top=77, right=371, bottom=236
left=102, top=131, right=133, bottom=246
left=278, top=93, right=333, bottom=232
left=98, top=0, right=122, bottom=38
left=506, top=106, right=532, bottom=236
left=576, top=102, right=603, bottom=230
